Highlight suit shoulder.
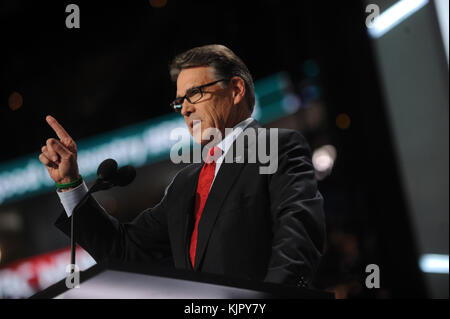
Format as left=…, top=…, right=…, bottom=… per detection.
left=274, top=128, right=312, bottom=157
left=160, top=163, right=200, bottom=197
left=169, top=163, right=201, bottom=184
left=260, top=128, right=310, bottom=149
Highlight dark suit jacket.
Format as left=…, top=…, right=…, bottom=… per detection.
left=55, top=120, right=326, bottom=287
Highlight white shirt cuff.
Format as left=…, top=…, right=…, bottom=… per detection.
left=57, top=181, right=89, bottom=217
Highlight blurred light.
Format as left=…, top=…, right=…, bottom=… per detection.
left=8, top=91, right=23, bottom=111
left=312, top=145, right=337, bottom=180
left=0, top=211, right=23, bottom=232
left=149, top=0, right=167, bottom=8
left=302, top=85, right=321, bottom=102
left=419, top=254, right=449, bottom=274
left=368, top=0, right=429, bottom=39
left=302, top=60, right=320, bottom=78
left=0, top=246, right=2, bottom=264
left=282, top=93, right=301, bottom=114
left=336, top=113, right=351, bottom=130
left=304, top=101, right=326, bottom=130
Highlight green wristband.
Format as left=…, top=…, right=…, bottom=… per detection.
left=55, top=176, right=83, bottom=189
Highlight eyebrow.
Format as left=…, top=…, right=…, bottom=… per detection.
left=176, top=85, right=200, bottom=99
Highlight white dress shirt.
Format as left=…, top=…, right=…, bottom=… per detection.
left=212, top=117, right=253, bottom=182
left=57, top=117, right=254, bottom=217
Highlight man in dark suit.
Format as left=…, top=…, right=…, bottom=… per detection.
left=39, top=44, right=325, bottom=287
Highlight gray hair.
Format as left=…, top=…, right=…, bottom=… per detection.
left=169, top=44, right=255, bottom=112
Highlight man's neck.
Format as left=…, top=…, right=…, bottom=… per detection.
left=222, top=108, right=251, bottom=136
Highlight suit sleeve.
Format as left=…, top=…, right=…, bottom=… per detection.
left=264, top=130, right=326, bottom=287
left=54, top=180, right=174, bottom=264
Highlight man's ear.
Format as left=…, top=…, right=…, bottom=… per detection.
left=230, top=76, right=246, bottom=106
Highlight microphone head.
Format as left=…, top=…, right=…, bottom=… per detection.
left=97, top=159, right=118, bottom=180
left=114, top=165, right=136, bottom=187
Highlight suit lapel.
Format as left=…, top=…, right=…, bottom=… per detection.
left=193, top=120, right=261, bottom=270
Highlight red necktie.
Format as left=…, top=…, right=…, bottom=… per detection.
left=189, top=146, right=222, bottom=268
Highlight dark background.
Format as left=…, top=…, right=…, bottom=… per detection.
left=0, top=0, right=428, bottom=298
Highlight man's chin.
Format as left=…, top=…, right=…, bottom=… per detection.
left=189, top=120, right=223, bottom=143
left=191, top=135, right=213, bottom=145
left=191, top=132, right=214, bottom=145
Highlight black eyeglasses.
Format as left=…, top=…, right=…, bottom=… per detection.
left=170, top=79, right=229, bottom=112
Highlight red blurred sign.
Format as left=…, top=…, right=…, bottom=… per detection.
left=0, top=247, right=96, bottom=299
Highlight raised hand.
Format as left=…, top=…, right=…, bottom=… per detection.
left=39, top=115, right=80, bottom=186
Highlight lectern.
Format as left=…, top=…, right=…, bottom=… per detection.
left=30, top=262, right=333, bottom=299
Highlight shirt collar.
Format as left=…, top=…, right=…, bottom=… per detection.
left=217, top=117, right=254, bottom=156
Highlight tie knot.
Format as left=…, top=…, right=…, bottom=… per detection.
left=206, top=146, right=222, bottom=163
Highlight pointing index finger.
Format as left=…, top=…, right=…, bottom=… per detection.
left=46, top=115, right=72, bottom=141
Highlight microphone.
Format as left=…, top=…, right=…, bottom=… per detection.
left=89, top=160, right=136, bottom=193
left=97, top=158, right=118, bottom=180
left=69, top=159, right=136, bottom=273
left=113, top=165, right=137, bottom=187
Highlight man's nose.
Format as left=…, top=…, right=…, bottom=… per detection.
left=181, top=101, right=195, bottom=117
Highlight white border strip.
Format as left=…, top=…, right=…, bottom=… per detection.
left=368, top=0, right=429, bottom=39
left=419, top=254, right=449, bottom=274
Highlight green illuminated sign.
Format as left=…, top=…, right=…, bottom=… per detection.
left=0, top=73, right=296, bottom=205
